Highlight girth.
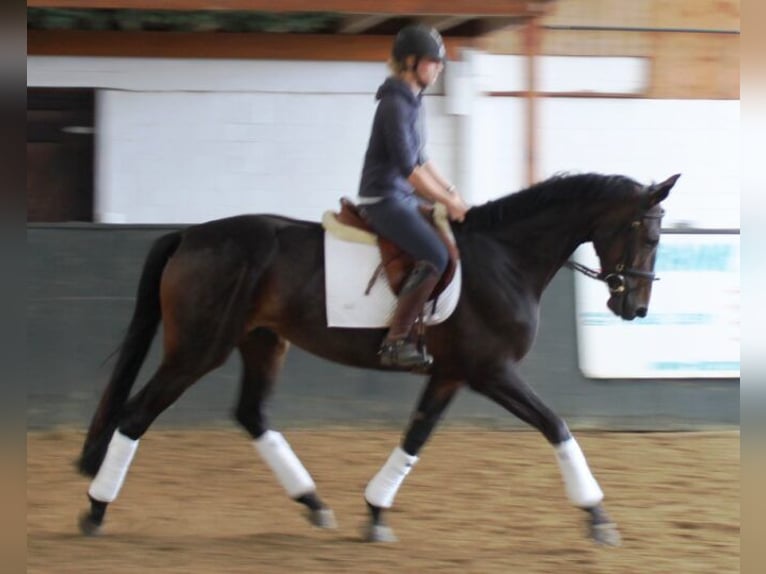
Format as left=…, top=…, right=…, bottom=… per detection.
left=330, top=197, right=459, bottom=298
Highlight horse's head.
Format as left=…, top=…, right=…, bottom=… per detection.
left=591, top=174, right=680, bottom=320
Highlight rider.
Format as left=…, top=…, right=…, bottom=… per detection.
left=358, top=24, right=469, bottom=369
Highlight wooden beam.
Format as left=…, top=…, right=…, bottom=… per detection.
left=523, top=18, right=540, bottom=186
left=27, top=0, right=554, bottom=17
left=488, top=91, right=648, bottom=99
left=338, top=14, right=390, bottom=34
left=420, top=15, right=472, bottom=32
left=27, top=29, right=466, bottom=60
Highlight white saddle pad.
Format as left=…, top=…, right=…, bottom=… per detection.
left=324, top=232, right=461, bottom=328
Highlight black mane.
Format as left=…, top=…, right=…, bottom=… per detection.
left=462, top=172, right=641, bottom=231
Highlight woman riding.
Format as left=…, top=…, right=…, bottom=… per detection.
left=358, top=24, right=469, bottom=370
left=359, top=25, right=468, bottom=369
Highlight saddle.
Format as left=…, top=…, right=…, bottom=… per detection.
left=323, top=197, right=459, bottom=298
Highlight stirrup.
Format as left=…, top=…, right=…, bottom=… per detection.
left=378, top=339, right=433, bottom=370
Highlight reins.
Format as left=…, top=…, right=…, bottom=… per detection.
left=564, top=260, right=658, bottom=294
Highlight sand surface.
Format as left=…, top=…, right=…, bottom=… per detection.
left=28, top=428, right=739, bottom=573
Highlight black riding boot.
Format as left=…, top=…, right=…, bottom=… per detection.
left=379, top=261, right=441, bottom=369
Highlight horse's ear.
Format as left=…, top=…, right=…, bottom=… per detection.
left=647, top=173, right=680, bottom=206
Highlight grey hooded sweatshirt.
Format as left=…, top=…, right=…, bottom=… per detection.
left=358, top=77, right=428, bottom=201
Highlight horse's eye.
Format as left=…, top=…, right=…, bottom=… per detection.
left=645, top=239, right=659, bottom=248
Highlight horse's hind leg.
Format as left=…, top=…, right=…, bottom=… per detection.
left=79, top=241, right=260, bottom=535
left=364, top=374, right=461, bottom=542
left=79, top=357, right=221, bottom=535
left=468, top=362, right=621, bottom=546
left=235, top=328, right=336, bottom=529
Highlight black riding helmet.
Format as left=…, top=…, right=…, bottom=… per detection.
left=392, top=24, right=446, bottom=66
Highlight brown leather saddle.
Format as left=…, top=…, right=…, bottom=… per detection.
left=331, top=197, right=459, bottom=298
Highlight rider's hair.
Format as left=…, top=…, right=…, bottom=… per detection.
left=387, top=57, right=410, bottom=75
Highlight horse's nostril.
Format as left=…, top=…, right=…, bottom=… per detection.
left=636, top=307, right=647, bottom=318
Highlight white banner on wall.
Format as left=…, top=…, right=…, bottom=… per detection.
left=573, top=233, right=740, bottom=379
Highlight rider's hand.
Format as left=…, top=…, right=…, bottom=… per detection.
left=446, top=192, right=469, bottom=222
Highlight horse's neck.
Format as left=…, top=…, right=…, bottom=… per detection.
left=490, top=204, right=601, bottom=293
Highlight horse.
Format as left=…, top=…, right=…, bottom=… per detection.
left=77, top=171, right=678, bottom=546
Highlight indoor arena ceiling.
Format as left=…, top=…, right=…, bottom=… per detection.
left=27, top=0, right=558, bottom=37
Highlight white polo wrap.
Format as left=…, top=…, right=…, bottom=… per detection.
left=88, top=430, right=139, bottom=503
left=365, top=446, right=419, bottom=509
left=254, top=430, right=315, bottom=498
left=555, top=437, right=604, bottom=508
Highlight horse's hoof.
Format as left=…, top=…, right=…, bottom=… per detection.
left=364, top=523, right=398, bottom=543
left=590, top=522, right=621, bottom=547
left=308, top=508, right=337, bottom=529
left=78, top=512, right=102, bottom=536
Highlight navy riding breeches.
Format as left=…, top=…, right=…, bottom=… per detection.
left=361, top=194, right=449, bottom=275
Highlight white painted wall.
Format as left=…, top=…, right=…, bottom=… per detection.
left=28, top=55, right=739, bottom=229
left=474, top=54, right=650, bottom=94
left=538, top=98, right=740, bottom=229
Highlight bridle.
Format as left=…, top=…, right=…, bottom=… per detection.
left=566, top=207, right=665, bottom=295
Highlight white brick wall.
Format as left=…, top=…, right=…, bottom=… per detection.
left=95, top=89, right=456, bottom=223
left=28, top=55, right=738, bottom=229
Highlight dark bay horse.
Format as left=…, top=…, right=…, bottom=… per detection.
left=77, top=172, right=678, bottom=546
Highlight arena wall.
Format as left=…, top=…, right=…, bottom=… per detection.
left=27, top=225, right=739, bottom=431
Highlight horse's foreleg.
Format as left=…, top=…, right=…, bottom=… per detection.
left=364, top=375, right=461, bottom=542
left=235, top=329, right=336, bottom=529
left=469, top=363, right=621, bottom=546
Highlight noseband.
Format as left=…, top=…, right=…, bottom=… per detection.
left=566, top=208, right=665, bottom=294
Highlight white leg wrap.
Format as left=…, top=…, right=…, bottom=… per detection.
left=88, top=430, right=139, bottom=503
left=364, top=446, right=419, bottom=509
left=555, top=437, right=604, bottom=508
left=254, top=430, right=315, bottom=499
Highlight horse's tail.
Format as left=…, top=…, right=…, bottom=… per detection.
left=77, top=231, right=182, bottom=477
